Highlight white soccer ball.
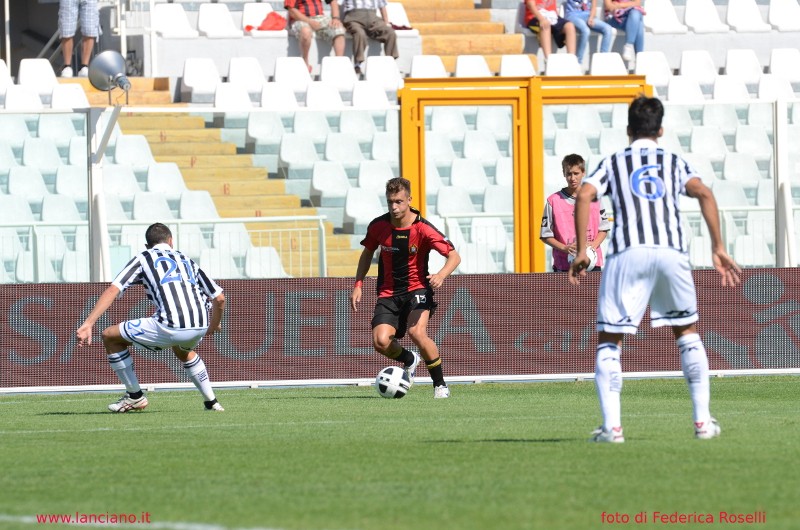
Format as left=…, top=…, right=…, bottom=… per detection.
left=568, top=246, right=598, bottom=271
left=375, top=366, right=411, bottom=399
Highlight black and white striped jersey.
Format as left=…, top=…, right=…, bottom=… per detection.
left=583, top=138, right=699, bottom=256
left=112, top=243, right=223, bottom=330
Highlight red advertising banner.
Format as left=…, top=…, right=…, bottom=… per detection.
left=1, top=270, right=798, bottom=389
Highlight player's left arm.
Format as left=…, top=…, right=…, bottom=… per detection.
left=76, top=284, right=121, bottom=346
left=428, top=248, right=460, bottom=289
left=569, top=181, right=598, bottom=284
left=207, top=292, right=226, bottom=335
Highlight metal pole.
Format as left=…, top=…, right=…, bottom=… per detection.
left=4, top=0, right=11, bottom=68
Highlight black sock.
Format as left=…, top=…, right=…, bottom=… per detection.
left=79, top=64, right=89, bottom=69
left=204, top=399, right=218, bottom=409
left=426, top=357, right=446, bottom=387
left=128, top=390, right=143, bottom=399
left=398, top=348, right=416, bottom=367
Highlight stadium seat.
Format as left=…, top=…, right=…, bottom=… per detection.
left=482, top=184, right=513, bottom=213
left=50, top=83, right=90, bottom=110
left=103, top=164, right=141, bottom=203
left=757, top=74, right=795, bottom=100
left=325, top=132, right=365, bottom=178
left=0, top=59, right=12, bottom=95
left=200, top=248, right=243, bottom=279
left=15, top=251, right=59, bottom=283
left=662, top=104, right=694, bottom=140
left=228, top=57, right=267, bottom=103
left=305, top=81, right=345, bottom=110
left=17, top=58, right=58, bottom=105
left=0, top=114, right=31, bottom=156
left=756, top=179, right=775, bottom=207
left=545, top=54, right=582, bottom=76
left=688, top=236, right=713, bottom=268
left=3, top=84, right=44, bottom=110
left=357, top=160, right=393, bottom=197
left=104, top=195, right=130, bottom=223
left=40, top=193, right=82, bottom=245
left=702, top=104, right=742, bottom=139
left=198, top=3, right=243, bottom=38
left=425, top=131, right=458, bottom=174
left=494, top=157, right=513, bottom=187
left=343, top=187, right=384, bottom=234
left=723, top=152, right=761, bottom=189
left=132, top=191, right=174, bottom=220
left=553, top=129, right=591, bottom=159
left=682, top=153, right=717, bottom=183
left=430, top=106, right=468, bottom=147
left=684, top=0, right=730, bottom=33
left=291, top=110, right=330, bottom=153
left=410, top=55, right=448, bottom=78
left=244, top=246, right=290, bottom=278
left=386, top=2, right=415, bottom=31
left=455, top=243, right=501, bottom=273
left=424, top=162, right=445, bottom=207
left=370, top=131, right=400, bottom=175
left=21, top=137, right=62, bottom=178
left=36, top=114, right=79, bottom=155
left=436, top=186, right=476, bottom=216
left=321, top=56, right=359, bottom=102
left=245, top=111, right=286, bottom=157
left=213, top=222, right=252, bottom=258
left=455, top=55, right=492, bottom=78
left=278, top=133, right=320, bottom=179
left=274, top=57, right=313, bottom=100
left=634, top=51, right=673, bottom=91
left=61, top=250, right=90, bottom=282
left=476, top=105, right=512, bottom=153
left=0, top=226, right=24, bottom=266
left=712, top=76, right=752, bottom=103
left=565, top=106, right=604, bottom=142
left=598, top=128, right=629, bottom=155
left=768, top=0, right=800, bottom=31
left=690, top=126, right=728, bottom=165
left=8, top=167, right=48, bottom=214
left=727, top=0, right=772, bottom=32
left=724, top=49, right=764, bottom=87
left=679, top=50, right=718, bottom=89
left=643, top=0, right=688, bottom=34
left=146, top=163, right=188, bottom=202
left=179, top=190, right=220, bottom=220
left=181, top=58, right=221, bottom=104
left=470, top=217, right=508, bottom=253
left=171, top=224, right=210, bottom=261
left=666, top=76, right=706, bottom=104
left=259, top=82, right=299, bottom=127
left=113, top=135, right=156, bottom=176
left=311, top=161, right=351, bottom=207
left=351, top=80, right=391, bottom=109
left=151, top=4, right=199, bottom=38
left=589, top=53, right=628, bottom=76
left=733, top=234, right=774, bottom=266
left=339, top=109, right=378, bottom=154
left=364, top=56, right=404, bottom=96
left=499, top=54, right=536, bottom=77
left=55, top=165, right=88, bottom=211
left=734, top=125, right=773, bottom=165
left=768, top=48, right=800, bottom=84
left=450, top=159, right=491, bottom=200
left=746, top=102, right=774, bottom=130
left=712, top=180, right=751, bottom=209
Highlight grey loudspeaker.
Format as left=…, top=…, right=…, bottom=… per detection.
left=88, top=50, right=131, bottom=92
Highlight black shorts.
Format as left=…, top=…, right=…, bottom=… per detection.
left=371, top=288, right=437, bottom=339
left=527, top=16, right=570, bottom=48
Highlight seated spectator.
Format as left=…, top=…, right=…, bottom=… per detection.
left=285, top=0, right=346, bottom=72
left=524, top=0, right=577, bottom=66
left=603, top=0, right=645, bottom=70
left=341, top=0, right=398, bottom=75
left=564, top=0, right=614, bottom=66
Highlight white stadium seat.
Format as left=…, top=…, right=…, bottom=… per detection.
left=726, top=0, right=772, bottom=32
left=684, top=0, right=730, bottom=33
left=198, top=4, right=243, bottom=38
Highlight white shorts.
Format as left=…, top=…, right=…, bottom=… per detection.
left=119, top=317, right=207, bottom=352
left=596, top=247, right=698, bottom=334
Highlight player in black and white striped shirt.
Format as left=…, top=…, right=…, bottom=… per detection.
left=77, top=223, right=226, bottom=413
left=569, top=96, right=741, bottom=443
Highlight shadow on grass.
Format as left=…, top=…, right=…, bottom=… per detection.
left=428, top=438, right=573, bottom=444
left=256, top=395, right=375, bottom=400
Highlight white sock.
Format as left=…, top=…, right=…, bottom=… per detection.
left=107, top=350, right=141, bottom=393
left=595, top=343, right=623, bottom=430
left=678, top=333, right=711, bottom=423
left=184, top=355, right=215, bottom=402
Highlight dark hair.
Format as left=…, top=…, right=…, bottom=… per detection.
left=145, top=222, right=172, bottom=247
left=385, top=177, right=411, bottom=196
left=628, top=95, right=664, bottom=140
left=561, top=153, right=585, bottom=175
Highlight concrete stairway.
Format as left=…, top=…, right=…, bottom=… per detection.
left=402, top=0, right=532, bottom=74
left=117, top=112, right=362, bottom=277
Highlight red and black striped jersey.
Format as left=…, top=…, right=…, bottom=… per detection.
left=361, top=208, right=455, bottom=298
left=284, top=0, right=331, bottom=17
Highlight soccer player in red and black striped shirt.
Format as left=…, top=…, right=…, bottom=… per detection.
left=351, top=177, right=461, bottom=398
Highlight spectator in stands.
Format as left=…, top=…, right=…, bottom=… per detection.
left=350, top=177, right=461, bottom=399
left=564, top=0, right=614, bottom=67
left=524, top=0, right=577, bottom=67
left=58, top=0, right=100, bottom=78
left=285, top=0, right=347, bottom=72
left=341, top=0, right=399, bottom=75
left=603, top=0, right=645, bottom=70
left=540, top=153, right=610, bottom=272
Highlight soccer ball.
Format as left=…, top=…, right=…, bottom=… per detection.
left=375, top=366, right=411, bottom=399
left=568, top=246, right=598, bottom=271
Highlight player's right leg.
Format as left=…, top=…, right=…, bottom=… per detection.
left=673, top=324, right=719, bottom=439
left=102, top=323, right=147, bottom=413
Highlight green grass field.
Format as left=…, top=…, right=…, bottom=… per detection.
left=1, top=376, right=798, bottom=530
